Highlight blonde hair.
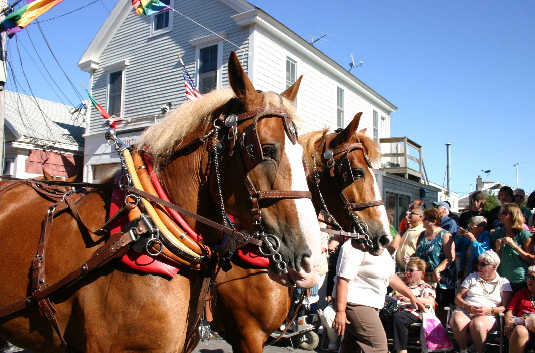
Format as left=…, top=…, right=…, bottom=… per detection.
left=501, top=203, right=525, bottom=232
left=407, top=257, right=427, bottom=273
left=137, top=89, right=298, bottom=170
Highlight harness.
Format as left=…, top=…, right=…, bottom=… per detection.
left=0, top=98, right=313, bottom=348
left=311, top=132, right=384, bottom=248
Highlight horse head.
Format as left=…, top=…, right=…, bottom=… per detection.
left=138, top=52, right=321, bottom=288
left=301, top=113, right=391, bottom=255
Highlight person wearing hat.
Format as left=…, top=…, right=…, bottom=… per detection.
left=458, top=191, right=489, bottom=229
left=433, top=201, right=459, bottom=237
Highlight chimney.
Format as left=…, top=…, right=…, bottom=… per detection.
left=476, top=175, right=483, bottom=191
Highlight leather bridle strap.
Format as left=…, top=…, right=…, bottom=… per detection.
left=346, top=200, right=384, bottom=211
left=123, top=185, right=263, bottom=247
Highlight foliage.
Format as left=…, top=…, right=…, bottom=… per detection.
left=484, top=194, right=499, bottom=211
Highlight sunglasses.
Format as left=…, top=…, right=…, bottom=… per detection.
left=478, top=262, right=492, bottom=267
left=500, top=211, right=511, bottom=215
left=528, top=276, right=535, bottom=281
left=406, top=268, right=420, bottom=272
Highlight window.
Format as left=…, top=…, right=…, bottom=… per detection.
left=151, top=0, right=172, bottom=34
left=108, top=70, right=123, bottom=117
left=373, top=110, right=379, bottom=142
left=286, top=57, right=297, bottom=89
left=337, top=87, right=344, bottom=128
left=198, top=45, right=218, bottom=93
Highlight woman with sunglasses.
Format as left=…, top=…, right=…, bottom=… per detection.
left=504, top=265, right=535, bottom=353
left=492, top=203, right=534, bottom=293
left=450, top=250, right=512, bottom=353
left=391, top=257, right=436, bottom=353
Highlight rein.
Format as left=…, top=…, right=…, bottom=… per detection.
left=311, top=132, right=384, bottom=247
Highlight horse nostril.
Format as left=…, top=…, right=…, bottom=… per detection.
left=379, top=234, right=392, bottom=247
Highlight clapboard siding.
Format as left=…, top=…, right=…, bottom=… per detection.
left=252, top=31, right=392, bottom=139
left=87, top=0, right=250, bottom=136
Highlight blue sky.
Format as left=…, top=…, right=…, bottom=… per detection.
left=3, top=0, right=534, bottom=197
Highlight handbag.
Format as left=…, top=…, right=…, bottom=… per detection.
left=379, top=295, right=399, bottom=322
left=420, top=309, right=453, bottom=352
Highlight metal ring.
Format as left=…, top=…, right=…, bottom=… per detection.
left=145, top=238, right=163, bottom=256
left=125, top=194, right=141, bottom=207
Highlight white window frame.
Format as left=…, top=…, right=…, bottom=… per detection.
left=373, top=110, right=379, bottom=142
left=194, top=41, right=223, bottom=93
left=337, top=87, right=344, bottom=129
left=150, top=0, right=173, bottom=36
left=286, top=57, right=297, bottom=89
left=103, top=59, right=129, bottom=120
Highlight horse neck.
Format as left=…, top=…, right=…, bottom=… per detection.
left=157, top=143, right=223, bottom=244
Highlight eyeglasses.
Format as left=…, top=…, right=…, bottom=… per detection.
left=478, top=262, right=492, bottom=267
left=515, top=195, right=524, bottom=199
left=406, top=268, right=420, bottom=272
left=499, top=211, right=511, bottom=215
left=408, top=212, right=420, bottom=216
left=528, top=275, right=535, bottom=281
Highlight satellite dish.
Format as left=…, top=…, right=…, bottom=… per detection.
left=348, top=53, right=363, bottom=71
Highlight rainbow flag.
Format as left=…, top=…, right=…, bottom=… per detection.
left=1, top=0, right=64, bottom=38
left=132, top=0, right=170, bottom=16
left=84, top=88, right=118, bottom=129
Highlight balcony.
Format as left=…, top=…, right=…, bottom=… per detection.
left=379, top=137, right=425, bottom=182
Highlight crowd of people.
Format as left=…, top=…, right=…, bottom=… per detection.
left=317, top=186, right=535, bottom=353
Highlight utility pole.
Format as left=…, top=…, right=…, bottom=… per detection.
left=514, top=162, right=519, bottom=188
left=0, top=0, right=6, bottom=179
left=446, top=143, right=451, bottom=200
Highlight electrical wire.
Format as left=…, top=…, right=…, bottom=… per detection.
left=35, top=21, right=85, bottom=103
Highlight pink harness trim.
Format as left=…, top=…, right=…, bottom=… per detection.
left=143, top=154, right=202, bottom=242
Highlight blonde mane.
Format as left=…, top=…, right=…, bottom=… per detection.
left=301, top=128, right=381, bottom=171
left=137, top=89, right=299, bottom=169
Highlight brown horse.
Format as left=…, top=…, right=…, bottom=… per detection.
left=211, top=112, right=391, bottom=353
left=0, top=52, right=321, bottom=353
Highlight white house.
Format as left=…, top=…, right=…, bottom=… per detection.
left=78, top=0, right=440, bottom=223
left=2, top=90, right=84, bottom=180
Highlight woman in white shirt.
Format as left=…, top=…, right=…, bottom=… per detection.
left=332, top=240, right=426, bottom=353
left=450, top=250, right=513, bottom=353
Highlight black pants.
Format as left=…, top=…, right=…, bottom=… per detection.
left=392, top=311, right=421, bottom=351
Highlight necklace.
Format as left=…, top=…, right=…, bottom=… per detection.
left=479, top=279, right=498, bottom=295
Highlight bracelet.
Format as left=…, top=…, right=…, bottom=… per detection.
left=491, top=307, right=495, bottom=314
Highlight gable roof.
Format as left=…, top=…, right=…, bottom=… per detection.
left=77, top=0, right=396, bottom=112
left=5, top=90, right=84, bottom=148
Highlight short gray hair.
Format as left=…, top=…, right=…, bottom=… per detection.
left=478, top=250, right=500, bottom=267
left=469, top=216, right=487, bottom=229
left=528, top=265, right=535, bottom=274
left=412, top=206, right=424, bottom=216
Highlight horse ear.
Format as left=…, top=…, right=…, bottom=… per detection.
left=66, top=175, right=77, bottom=182
left=42, top=169, right=53, bottom=181
left=359, top=128, right=367, bottom=134
left=331, top=112, right=362, bottom=147
left=281, top=75, right=303, bottom=102
left=228, top=51, right=261, bottom=106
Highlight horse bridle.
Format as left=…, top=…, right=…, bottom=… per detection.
left=165, top=97, right=311, bottom=273
left=312, top=132, right=384, bottom=249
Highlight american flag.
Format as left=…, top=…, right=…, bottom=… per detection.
left=182, top=65, right=201, bottom=101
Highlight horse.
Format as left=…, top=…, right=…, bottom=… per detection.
left=211, top=111, right=391, bottom=353
left=0, top=51, right=322, bottom=353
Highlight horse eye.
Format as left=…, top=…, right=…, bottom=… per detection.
left=352, top=168, right=365, bottom=178
left=262, top=145, right=276, bottom=159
